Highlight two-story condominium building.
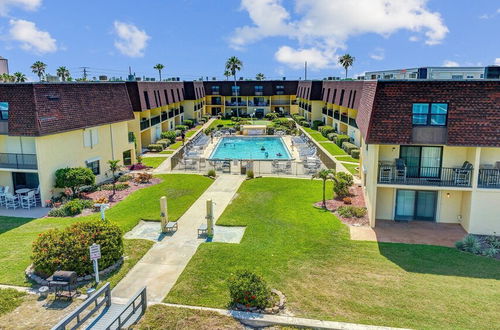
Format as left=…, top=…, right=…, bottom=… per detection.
left=202, top=80, right=299, bottom=117
left=125, top=81, right=186, bottom=152
left=357, top=80, right=500, bottom=235
left=0, top=82, right=136, bottom=205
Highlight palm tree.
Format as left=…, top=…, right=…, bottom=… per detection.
left=338, top=54, right=355, bottom=79
left=153, top=63, right=165, bottom=81
left=312, top=169, right=335, bottom=209
left=255, top=73, right=265, bottom=81
left=56, top=66, right=70, bottom=82
left=107, top=160, right=121, bottom=195
left=31, top=61, right=47, bottom=81
left=225, top=56, right=243, bottom=117
left=0, top=73, right=13, bottom=82
left=13, top=72, right=27, bottom=82
left=223, top=70, right=231, bottom=81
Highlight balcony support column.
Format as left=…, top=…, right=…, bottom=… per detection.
left=471, top=147, right=481, bottom=189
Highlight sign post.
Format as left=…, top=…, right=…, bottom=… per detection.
left=89, top=243, right=101, bottom=283
left=94, top=203, right=110, bottom=221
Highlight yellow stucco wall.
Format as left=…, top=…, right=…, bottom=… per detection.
left=468, top=190, right=500, bottom=234
left=35, top=121, right=134, bottom=204
left=375, top=187, right=394, bottom=220
left=437, top=190, right=462, bottom=223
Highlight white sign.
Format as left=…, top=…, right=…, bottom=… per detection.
left=89, top=244, right=101, bottom=261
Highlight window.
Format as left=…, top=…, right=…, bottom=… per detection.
left=86, top=159, right=100, bottom=175
left=171, top=90, right=176, bottom=103
left=332, top=89, right=337, bottom=104
left=164, top=90, right=169, bottom=104
left=177, top=89, right=181, bottom=101
left=123, top=150, right=132, bottom=166
left=351, top=90, right=357, bottom=108
left=451, top=75, right=463, bottom=80
left=412, top=103, right=448, bottom=126
left=143, top=91, right=151, bottom=109
left=154, top=90, right=159, bottom=107
left=83, top=128, right=99, bottom=148
left=211, top=86, right=220, bottom=94
left=339, top=89, right=345, bottom=106
left=0, top=102, right=8, bottom=120
left=231, top=85, right=240, bottom=95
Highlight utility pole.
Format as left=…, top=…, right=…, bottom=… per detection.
left=80, top=67, right=89, bottom=80
left=304, top=61, right=308, bottom=80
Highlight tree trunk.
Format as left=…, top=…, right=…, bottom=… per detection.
left=345, top=68, right=348, bottom=79
left=234, top=75, right=239, bottom=117
left=322, top=180, right=326, bottom=208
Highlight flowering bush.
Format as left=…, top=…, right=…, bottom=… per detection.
left=47, top=198, right=93, bottom=217
left=32, top=220, right=123, bottom=277
left=343, top=197, right=352, bottom=205
left=228, top=270, right=271, bottom=309
left=134, top=172, right=153, bottom=184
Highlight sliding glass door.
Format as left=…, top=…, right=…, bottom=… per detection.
left=395, top=189, right=437, bottom=221
left=400, top=146, right=442, bottom=178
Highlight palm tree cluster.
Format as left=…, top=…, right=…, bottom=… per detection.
left=255, top=73, right=265, bottom=80
left=0, top=72, right=27, bottom=82
left=312, top=169, right=339, bottom=209
left=29, top=61, right=72, bottom=82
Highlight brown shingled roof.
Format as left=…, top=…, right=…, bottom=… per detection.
left=1, top=83, right=134, bottom=136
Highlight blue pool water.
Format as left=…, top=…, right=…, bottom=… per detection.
left=209, top=137, right=291, bottom=160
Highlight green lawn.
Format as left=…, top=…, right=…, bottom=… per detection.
left=342, top=162, right=359, bottom=176
left=318, top=142, right=348, bottom=156
left=159, top=150, right=174, bottom=154
left=335, top=155, right=359, bottom=163
left=168, top=141, right=183, bottom=150
left=0, top=174, right=213, bottom=286
left=303, top=127, right=329, bottom=142
left=166, top=178, right=500, bottom=330
left=0, top=289, right=26, bottom=317
left=136, top=305, right=244, bottom=329
left=141, top=157, right=166, bottom=168
left=208, top=119, right=235, bottom=129
left=186, top=125, right=203, bottom=138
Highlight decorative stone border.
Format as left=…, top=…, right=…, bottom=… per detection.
left=234, top=289, right=286, bottom=314
left=25, top=257, right=123, bottom=286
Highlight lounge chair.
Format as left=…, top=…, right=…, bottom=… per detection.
left=395, top=158, right=407, bottom=182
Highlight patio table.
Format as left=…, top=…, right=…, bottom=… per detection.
left=15, top=188, right=31, bottom=195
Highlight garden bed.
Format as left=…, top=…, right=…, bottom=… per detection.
left=314, top=185, right=369, bottom=226
left=81, top=177, right=161, bottom=210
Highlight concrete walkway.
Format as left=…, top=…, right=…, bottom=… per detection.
left=111, top=174, right=245, bottom=304
left=156, top=302, right=408, bottom=330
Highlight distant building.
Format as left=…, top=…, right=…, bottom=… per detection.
left=365, top=66, right=500, bottom=80
left=0, top=56, right=8, bottom=75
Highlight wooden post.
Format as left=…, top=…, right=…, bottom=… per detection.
left=160, top=196, right=168, bottom=233
left=206, top=199, right=214, bottom=237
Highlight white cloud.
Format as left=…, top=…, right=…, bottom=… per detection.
left=275, top=46, right=334, bottom=70
left=231, top=0, right=448, bottom=69
left=0, top=0, right=41, bottom=16
left=442, top=60, right=459, bottom=67
left=479, top=8, right=500, bottom=19
left=9, top=19, right=57, bottom=53
left=409, top=36, right=419, bottom=42
left=495, top=58, right=500, bottom=66
left=113, top=21, right=150, bottom=57
left=370, top=48, right=385, bottom=61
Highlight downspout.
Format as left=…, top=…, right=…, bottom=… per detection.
left=109, top=124, right=115, bottom=160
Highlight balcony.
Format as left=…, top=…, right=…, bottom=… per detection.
left=180, top=106, right=184, bottom=113
left=328, top=110, right=333, bottom=117
left=208, top=100, right=222, bottom=105
left=168, top=111, right=174, bottom=118
left=140, top=120, right=150, bottom=131
left=348, top=118, right=358, bottom=128
left=378, top=165, right=473, bottom=187
left=322, top=107, right=327, bottom=115
left=161, top=112, right=168, bottom=121
left=271, top=100, right=290, bottom=105
left=0, top=153, right=37, bottom=170
left=150, top=116, right=161, bottom=126
left=249, top=102, right=269, bottom=106
left=478, top=168, right=500, bottom=188
left=340, top=114, right=348, bottom=124
left=255, top=91, right=263, bottom=96
left=225, top=101, right=246, bottom=106
left=334, top=111, right=339, bottom=120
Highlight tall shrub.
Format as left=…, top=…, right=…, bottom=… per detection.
left=55, top=167, right=95, bottom=196
left=333, top=172, right=354, bottom=198
left=228, top=270, right=271, bottom=309
left=32, top=220, right=123, bottom=277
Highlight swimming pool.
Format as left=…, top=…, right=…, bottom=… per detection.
left=209, top=136, right=292, bottom=160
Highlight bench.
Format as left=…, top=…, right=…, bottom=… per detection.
left=164, top=221, right=178, bottom=233
left=198, top=223, right=207, bottom=237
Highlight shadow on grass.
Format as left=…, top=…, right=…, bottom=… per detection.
left=0, top=216, right=35, bottom=235
left=377, top=241, right=500, bottom=280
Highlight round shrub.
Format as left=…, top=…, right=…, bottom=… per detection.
left=246, top=170, right=254, bottom=179
left=265, top=113, right=278, bottom=120
left=183, top=119, right=194, bottom=128
left=228, top=270, right=271, bottom=309
left=175, top=125, right=188, bottom=132
left=161, top=131, right=177, bottom=143
left=207, top=169, right=216, bottom=178
left=299, top=120, right=310, bottom=127
left=63, top=199, right=93, bottom=216
left=351, top=149, right=360, bottom=159
left=118, top=174, right=133, bottom=182
left=32, top=220, right=123, bottom=277
left=147, top=144, right=164, bottom=152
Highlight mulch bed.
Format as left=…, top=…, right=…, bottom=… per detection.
left=314, top=185, right=369, bottom=227
left=79, top=178, right=161, bottom=215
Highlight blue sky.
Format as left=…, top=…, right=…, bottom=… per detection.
left=0, top=0, right=498, bottom=81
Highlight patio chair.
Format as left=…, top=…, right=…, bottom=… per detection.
left=5, top=193, right=19, bottom=209
left=20, top=191, right=36, bottom=210
left=0, top=186, right=9, bottom=206
left=198, top=223, right=208, bottom=237
left=395, top=159, right=407, bottom=182
left=453, top=161, right=473, bottom=186
left=34, top=186, right=41, bottom=205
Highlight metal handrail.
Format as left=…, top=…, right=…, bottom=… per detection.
left=0, top=153, right=37, bottom=170
left=378, top=165, right=473, bottom=187
left=106, top=287, right=147, bottom=329
left=52, top=283, right=111, bottom=330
